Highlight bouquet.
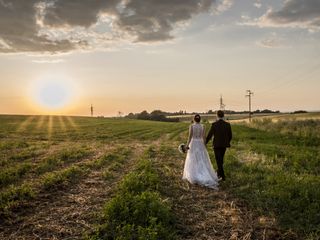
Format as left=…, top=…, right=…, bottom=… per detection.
left=178, top=143, right=188, bottom=153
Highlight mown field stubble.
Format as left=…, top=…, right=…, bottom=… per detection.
left=0, top=114, right=319, bottom=239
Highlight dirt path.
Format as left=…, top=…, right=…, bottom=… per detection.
left=172, top=183, right=283, bottom=240
left=155, top=143, right=285, bottom=240
left=0, top=144, right=144, bottom=240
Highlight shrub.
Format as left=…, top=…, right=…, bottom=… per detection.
left=0, top=163, right=32, bottom=187
left=0, top=184, right=34, bottom=215
left=89, top=154, right=176, bottom=240
left=118, top=166, right=159, bottom=194
left=42, top=166, right=85, bottom=190
left=96, top=191, right=175, bottom=240
left=102, top=170, right=114, bottom=180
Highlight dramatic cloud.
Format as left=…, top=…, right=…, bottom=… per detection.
left=243, top=0, right=320, bottom=31
left=42, top=0, right=118, bottom=28
left=0, top=0, right=217, bottom=54
left=0, top=0, right=79, bottom=53
left=266, top=0, right=320, bottom=26
left=115, top=0, right=214, bottom=42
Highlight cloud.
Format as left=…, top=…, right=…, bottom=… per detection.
left=242, top=0, right=320, bottom=31
left=109, top=0, right=215, bottom=42
left=256, top=35, right=284, bottom=48
left=254, top=1, right=262, bottom=9
left=42, top=0, right=119, bottom=28
left=256, top=38, right=278, bottom=48
left=212, top=0, right=233, bottom=14
left=31, top=58, right=65, bottom=64
left=254, top=3, right=262, bottom=9
left=0, top=0, right=81, bottom=53
left=0, top=0, right=218, bottom=54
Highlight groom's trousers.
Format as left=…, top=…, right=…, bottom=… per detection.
left=214, top=147, right=226, bottom=180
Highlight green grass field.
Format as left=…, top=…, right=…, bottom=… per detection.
left=0, top=114, right=319, bottom=239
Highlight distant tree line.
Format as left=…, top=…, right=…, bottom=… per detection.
left=291, top=110, right=308, bottom=114
left=125, top=109, right=283, bottom=122
left=165, top=109, right=281, bottom=115
left=252, top=109, right=280, bottom=114
left=126, top=110, right=179, bottom=122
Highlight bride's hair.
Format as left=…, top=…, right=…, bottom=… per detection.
left=194, top=114, right=201, bottom=123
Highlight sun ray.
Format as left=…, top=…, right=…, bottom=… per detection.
left=48, top=115, right=53, bottom=140
left=66, top=116, right=77, bottom=130
left=17, top=116, right=36, bottom=132
left=36, top=115, right=46, bottom=129
left=58, top=116, right=66, bottom=131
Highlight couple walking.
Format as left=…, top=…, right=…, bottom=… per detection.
left=182, top=110, right=232, bottom=189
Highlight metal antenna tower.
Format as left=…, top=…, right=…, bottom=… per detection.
left=220, top=95, right=225, bottom=111
left=245, top=90, right=254, bottom=122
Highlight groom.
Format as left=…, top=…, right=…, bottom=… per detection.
left=205, top=110, right=232, bottom=181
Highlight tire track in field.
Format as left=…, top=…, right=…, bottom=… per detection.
left=0, top=143, right=146, bottom=240
left=168, top=126, right=188, bottom=141
left=153, top=143, right=286, bottom=240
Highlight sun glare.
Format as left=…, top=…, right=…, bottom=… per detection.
left=30, top=76, right=76, bottom=112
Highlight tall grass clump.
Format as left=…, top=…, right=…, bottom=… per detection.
left=0, top=163, right=32, bottom=188
left=36, top=147, right=93, bottom=174
left=91, top=148, right=133, bottom=181
left=89, top=148, right=176, bottom=240
left=42, top=166, right=86, bottom=190
left=251, top=118, right=320, bottom=145
left=0, top=184, right=34, bottom=217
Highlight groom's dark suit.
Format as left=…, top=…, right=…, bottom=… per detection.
left=205, top=119, right=232, bottom=180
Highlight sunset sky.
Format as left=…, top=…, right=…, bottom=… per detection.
left=0, top=0, right=319, bottom=116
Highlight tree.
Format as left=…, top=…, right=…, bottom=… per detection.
left=127, top=113, right=135, bottom=119
left=137, top=110, right=150, bottom=120
left=207, top=110, right=214, bottom=114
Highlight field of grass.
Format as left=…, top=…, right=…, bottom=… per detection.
left=0, top=114, right=319, bottom=239
left=223, top=124, right=320, bottom=237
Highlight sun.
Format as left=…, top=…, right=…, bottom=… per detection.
left=30, top=76, right=76, bottom=112
left=36, top=81, right=70, bottom=109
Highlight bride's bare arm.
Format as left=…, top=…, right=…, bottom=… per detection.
left=186, top=125, right=193, bottom=148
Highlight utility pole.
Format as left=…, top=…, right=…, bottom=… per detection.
left=245, top=90, right=254, bottom=122
left=90, top=104, right=93, bottom=117
left=219, top=95, right=225, bottom=111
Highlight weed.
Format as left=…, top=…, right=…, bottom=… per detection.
left=0, top=184, right=34, bottom=215
left=42, top=166, right=85, bottom=190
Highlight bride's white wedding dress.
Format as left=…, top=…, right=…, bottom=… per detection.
left=183, top=123, right=219, bottom=189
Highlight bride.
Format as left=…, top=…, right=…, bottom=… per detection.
left=182, top=114, right=219, bottom=189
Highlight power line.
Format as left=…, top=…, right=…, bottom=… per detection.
left=256, top=56, right=320, bottom=97
left=223, top=99, right=247, bottom=108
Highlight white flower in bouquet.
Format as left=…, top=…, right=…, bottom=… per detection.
left=178, top=143, right=188, bottom=153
